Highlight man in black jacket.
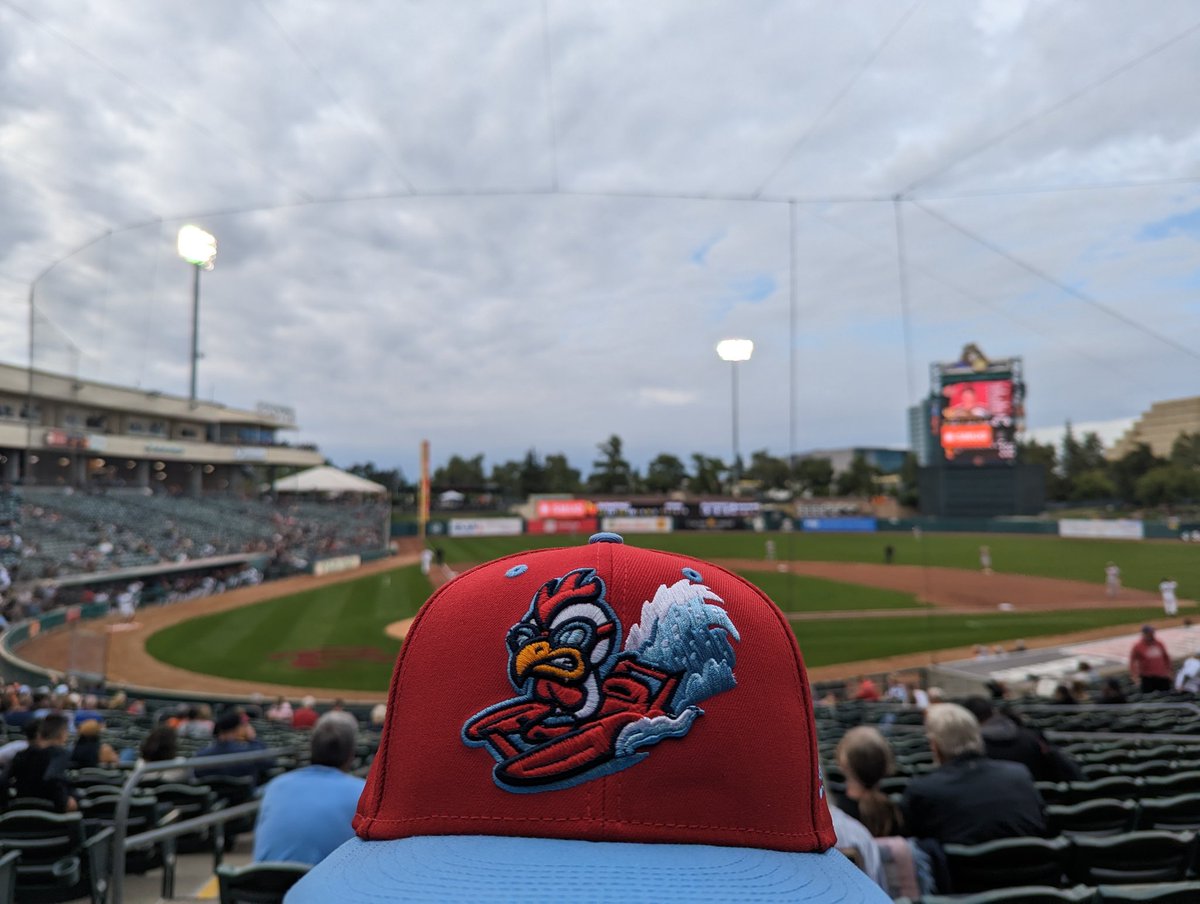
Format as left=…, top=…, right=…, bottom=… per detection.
left=6, top=712, right=77, bottom=811
left=902, top=703, right=1046, bottom=845
left=962, top=696, right=1083, bottom=783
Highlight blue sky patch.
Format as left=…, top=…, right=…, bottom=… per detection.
left=730, top=273, right=777, bottom=303
left=1138, top=207, right=1200, bottom=241
left=689, top=230, right=726, bottom=265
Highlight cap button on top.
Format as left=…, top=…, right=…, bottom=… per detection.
left=588, top=532, right=624, bottom=545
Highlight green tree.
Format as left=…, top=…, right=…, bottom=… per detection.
left=689, top=454, right=727, bottom=495
left=488, top=459, right=523, bottom=498
left=792, top=457, right=833, bottom=496
left=1070, top=468, right=1117, bottom=501
left=519, top=450, right=547, bottom=496
left=645, top=453, right=688, bottom=493
left=1110, top=442, right=1166, bottom=504
left=1170, top=432, right=1200, bottom=469
left=543, top=453, right=581, bottom=493
left=587, top=435, right=635, bottom=493
left=746, top=449, right=790, bottom=490
left=1134, top=465, right=1200, bottom=508
left=433, top=453, right=485, bottom=488
left=834, top=452, right=879, bottom=497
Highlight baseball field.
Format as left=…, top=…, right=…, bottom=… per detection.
left=91, top=530, right=1186, bottom=695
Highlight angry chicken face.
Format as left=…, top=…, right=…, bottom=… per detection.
left=505, top=568, right=619, bottom=718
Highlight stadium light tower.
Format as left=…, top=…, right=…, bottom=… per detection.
left=716, top=338, right=754, bottom=493
left=177, top=225, right=217, bottom=404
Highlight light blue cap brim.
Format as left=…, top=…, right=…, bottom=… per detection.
left=284, top=835, right=890, bottom=903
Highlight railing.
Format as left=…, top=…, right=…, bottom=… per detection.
left=111, top=746, right=289, bottom=904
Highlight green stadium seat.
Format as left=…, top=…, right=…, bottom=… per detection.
left=944, top=836, right=1070, bottom=893
left=1096, top=880, right=1200, bottom=903
left=1046, top=798, right=1137, bottom=838
left=1134, top=793, right=1200, bottom=832
left=1069, top=831, right=1196, bottom=885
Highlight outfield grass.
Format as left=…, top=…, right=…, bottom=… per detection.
left=143, top=551, right=1170, bottom=691
left=144, top=565, right=428, bottom=691
left=733, top=569, right=925, bottom=611
left=796, top=606, right=1166, bottom=668
left=433, top=532, right=1200, bottom=595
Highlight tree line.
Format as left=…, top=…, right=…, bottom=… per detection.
left=1021, top=426, right=1200, bottom=508
left=346, top=434, right=896, bottom=500
left=345, top=426, right=1200, bottom=509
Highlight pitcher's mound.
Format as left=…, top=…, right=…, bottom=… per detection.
left=384, top=617, right=417, bottom=641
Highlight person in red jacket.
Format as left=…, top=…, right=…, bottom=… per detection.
left=291, top=696, right=319, bottom=730
left=1130, top=625, right=1172, bottom=693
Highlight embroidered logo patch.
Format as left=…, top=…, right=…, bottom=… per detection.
left=462, top=566, right=740, bottom=792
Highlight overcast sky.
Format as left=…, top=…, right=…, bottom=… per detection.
left=2, top=1, right=1199, bottom=479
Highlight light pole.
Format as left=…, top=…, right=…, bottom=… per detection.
left=177, top=225, right=217, bottom=404
left=716, top=338, right=753, bottom=494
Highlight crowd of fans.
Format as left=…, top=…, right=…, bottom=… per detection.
left=1, top=662, right=1200, bottom=898
left=0, top=485, right=388, bottom=580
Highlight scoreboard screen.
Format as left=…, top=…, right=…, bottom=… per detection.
left=936, top=377, right=1021, bottom=466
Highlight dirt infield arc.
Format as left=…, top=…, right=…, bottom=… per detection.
left=11, top=554, right=1167, bottom=701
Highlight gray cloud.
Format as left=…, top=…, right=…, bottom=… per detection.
left=2, top=0, right=1200, bottom=478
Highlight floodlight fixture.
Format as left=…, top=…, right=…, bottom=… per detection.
left=716, top=338, right=754, bottom=363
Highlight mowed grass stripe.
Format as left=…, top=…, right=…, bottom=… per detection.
left=435, top=532, right=1200, bottom=595
left=795, top=606, right=1166, bottom=668
left=734, top=569, right=925, bottom=611
left=145, top=565, right=429, bottom=691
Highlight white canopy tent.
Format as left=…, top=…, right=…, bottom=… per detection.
left=272, top=465, right=388, bottom=496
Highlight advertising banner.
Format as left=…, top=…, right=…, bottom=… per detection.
left=535, top=499, right=594, bottom=519
left=526, top=517, right=600, bottom=535
left=449, top=517, right=524, bottom=538
left=1058, top=519, right=1144, bottom=540
left=801, top=517, right=878, bottom=533
left=600, top=515, right=673, bottom=534
left=313, top=554, right=362, bottom=576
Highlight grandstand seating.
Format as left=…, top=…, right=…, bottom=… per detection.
left=215, top=861, right=311, bottom=904
left=7, top=487, right=389, bottom=583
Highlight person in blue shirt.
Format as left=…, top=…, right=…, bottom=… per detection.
left=252, top=711, right=365, bottom=865
left=194, top=707, right=272, bottom=786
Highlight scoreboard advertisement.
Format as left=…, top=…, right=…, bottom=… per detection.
left=931, top=345, right=1025, bottom=467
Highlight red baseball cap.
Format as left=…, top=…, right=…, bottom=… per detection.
left=288, top=533, right=887, bottom=902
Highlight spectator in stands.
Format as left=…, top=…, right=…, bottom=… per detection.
left=1050, top=684, right=1078, bottom=705
left=138, top=725, right=189, bottom=782
left=252, top=712, right=366, bottom=865
left=835, top=726, right=903, bottom=837
left=852, top=676, right=881, bottom=702
left=0, top=718, right=39, bottom=774
left=1098, top=677, right=1128, bottom=704
left=3, top=691, right=33, bottom=728
left=1130, top=625, right=1173, bottom=693
left=266, top=696, right=293, bottom=723
left=194, top=708, right=271, bottom=786
left=7, top=713, right=78, bottom=811
left=292, top=695, right=319, bottom=730
left=368, top=703, right=386, bottom=732
left=962, top=697, right=1083, bottom=783
left=885, top=674, right=910, bottom=704
left=69, top=719, right=119, bottom=768
left=1176, top=652, right=1200, bottom=694
left=827, top=801, right=888, bottom=891
left=901, top=703, right=1045, bottom=845
left=179, top=703, right=214, bottom=739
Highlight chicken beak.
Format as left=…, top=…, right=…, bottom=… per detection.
left=514, top=640, right=585, bottom=682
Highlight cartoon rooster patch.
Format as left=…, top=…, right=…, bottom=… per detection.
left=462, top=566, right=740, bottom=792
